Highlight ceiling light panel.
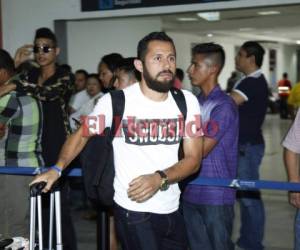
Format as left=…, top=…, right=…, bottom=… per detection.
left=257, top=11, right=280, bottom=15
left=177, top=17, right=198, bottom=21
left=197, top=12, right=220, bottom=21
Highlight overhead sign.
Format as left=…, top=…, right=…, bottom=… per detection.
left=81, top=0, right=239, bottom=11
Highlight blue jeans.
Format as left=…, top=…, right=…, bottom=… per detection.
left=113, top=203, right=188, bottom=250
left=237, top=143, right=265, bottom=250
left=182, top=201, right=234, bottom=250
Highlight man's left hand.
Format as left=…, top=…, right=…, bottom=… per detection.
left=127, top=173, right=161, bottom=203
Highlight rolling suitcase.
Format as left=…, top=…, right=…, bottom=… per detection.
left=29, top=182, right=63, bottom=250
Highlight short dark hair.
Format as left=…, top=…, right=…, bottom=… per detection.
left=34, top=27, right=57, bottom=47
left=60, top=64, right=72, bottom=73
left=75, top=69, right=89, bottom=79
left=87, top=73, right=101, bottom=85
left=241, top=41, right=265, bottom=67
left=192, top=43, right=225, bottom=72
left=0, top=49, right=15, bottom=74
left=100, top=53, right=123, bottom=73
left=137, top=32, right=175, bottom=61
left=176, top=68, right=184, bottom=81
left=116, top=57, right=141, bottom=81
left=283, top=72, right=288, bottom=78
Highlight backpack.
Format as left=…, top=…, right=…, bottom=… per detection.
left=80, top=88, right=187, bottom=207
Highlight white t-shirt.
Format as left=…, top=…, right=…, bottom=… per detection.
left=69, top=90, right=90, bottom=111
left=69, top=92, right=103, bottom=131
left=89, top=83, right=201, bottom=214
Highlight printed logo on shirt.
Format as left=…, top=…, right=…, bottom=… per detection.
left=122, top=117, right=184, bottom=145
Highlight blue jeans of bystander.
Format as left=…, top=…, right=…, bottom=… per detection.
left=182, top=201, right=234, bottom=250
left=236, top=143, right=265, bottom=250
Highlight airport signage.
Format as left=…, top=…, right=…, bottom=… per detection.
left=81, top=0, right=239, bottom=11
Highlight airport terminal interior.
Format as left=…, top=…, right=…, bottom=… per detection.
left=3, top=0, right=300, bottom=249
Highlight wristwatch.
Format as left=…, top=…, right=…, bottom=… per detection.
left=155, top=170, right=169, bottom=191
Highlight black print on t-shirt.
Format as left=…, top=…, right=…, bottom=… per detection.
left=122, top=117, right=184, bottom=145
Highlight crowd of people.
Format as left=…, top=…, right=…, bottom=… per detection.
left=0, top=27, right=300, bottom=250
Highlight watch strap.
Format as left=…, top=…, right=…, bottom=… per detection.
left=155, top=170, right=169, bottom=191
left=155, top=170, right=167, bottom=179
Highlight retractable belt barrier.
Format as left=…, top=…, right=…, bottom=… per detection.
left=1, top=166, right=300, bottom=191
left=0, top=166, right=82, bottom=177
left=1, top=166, right=299, bottom=250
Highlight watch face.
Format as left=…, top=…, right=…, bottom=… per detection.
left=160, top=178, right=169, bottom=191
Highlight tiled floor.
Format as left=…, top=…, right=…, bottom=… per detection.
left=72, top=114, right=297, bottom=250
left=73, top=211, right=96, bottom=250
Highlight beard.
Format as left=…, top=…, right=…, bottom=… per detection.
left=143, top=65, right=175, bottom=93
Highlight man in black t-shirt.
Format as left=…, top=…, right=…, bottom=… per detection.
left=231, top=41, right=268, bottom=250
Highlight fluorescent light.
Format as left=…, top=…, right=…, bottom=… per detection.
left=207, top=33, right=213, bottom=37
left=177, top=17, right=198, bottom=21
left=197, top=12, right=220, bottom=21
left=258, top=10, right=280, bottom=15
left=296, top=40, right=300, bottom=45
left=239, top=27, right=254, bottom=32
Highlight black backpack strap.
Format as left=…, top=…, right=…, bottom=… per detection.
left=170, top=88, right=187, bottom=162
left=110, top=90, right=125, bottom=139
left=170, top=87, right=187, bottom=121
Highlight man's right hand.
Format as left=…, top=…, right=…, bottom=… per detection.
left=14, top=44, right=33, bottom=68
left=30, top=169, right=60, bottom=193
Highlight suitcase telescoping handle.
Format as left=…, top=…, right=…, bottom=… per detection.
left=30, top=182, right=46, bottom=250
left=29, top=181, right=63, bottom=250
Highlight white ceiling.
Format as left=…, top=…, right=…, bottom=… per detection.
left=161, top=4, right=300, bottom=44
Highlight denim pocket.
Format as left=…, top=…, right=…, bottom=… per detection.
left=126, top=211, right=151, bottom=225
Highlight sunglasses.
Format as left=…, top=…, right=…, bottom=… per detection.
left=33, top=46, right=55, bottom=53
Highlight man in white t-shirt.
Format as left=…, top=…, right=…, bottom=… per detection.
left=68, top=69, right=90, bottom=114
left=31, top=31, right=203, bottom=250
left=69, top=74, right=103, bottom=131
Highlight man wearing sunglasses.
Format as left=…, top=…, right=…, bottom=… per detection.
left=0, top=27, right=76, bottom=250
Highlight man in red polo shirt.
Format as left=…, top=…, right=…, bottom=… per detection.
left=278, top=72, right=292, bottom=119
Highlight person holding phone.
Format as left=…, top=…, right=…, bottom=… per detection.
left=0, top=27, right=76, bottom=250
